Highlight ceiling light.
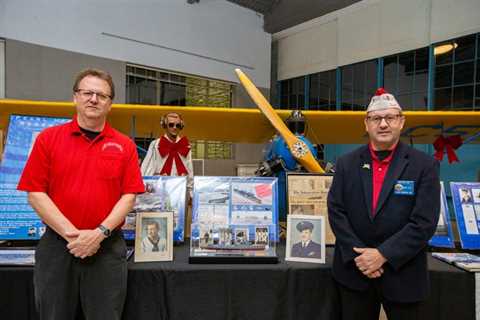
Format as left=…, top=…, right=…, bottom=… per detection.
left=434, top=43, right=458, bottom=56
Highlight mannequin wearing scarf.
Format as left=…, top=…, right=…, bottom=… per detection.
left=141, top=134, right=194, bottom=194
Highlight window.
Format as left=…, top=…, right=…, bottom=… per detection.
left=309, top=70, right=336, bottom=110
left=279, top=76, right=305, bottom=109
left=341, top=60, right=377, bottom=110
left=126, top=66, right=186, bottom=105
left=126, top=65, right=234, bottom=159
left=434, top=34, right=479, bottom=110
left=191, top=140, right=233, bottom=159
left=383, top=47, right=429, bottom=110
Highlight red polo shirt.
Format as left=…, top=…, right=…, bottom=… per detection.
left=369, top=144, right=396, bottom=216
left=17, top=117, right=145, bottom=229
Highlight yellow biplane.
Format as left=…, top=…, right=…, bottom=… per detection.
left=0, top=69, right=479, bottom=170
left=1, top=100, right=479, bottom=143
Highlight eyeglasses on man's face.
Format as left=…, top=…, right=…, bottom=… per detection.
left=75, top=89, right=111, bottom=103
left=168, top=122, right=182, bottom=129
left=366, top=113, right=403, bottom=126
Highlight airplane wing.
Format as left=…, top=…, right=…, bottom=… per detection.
left=0, top=99, right=479, bottom=144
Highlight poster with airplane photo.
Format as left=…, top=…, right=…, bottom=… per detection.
left=451, top=182, right=480, bottom=249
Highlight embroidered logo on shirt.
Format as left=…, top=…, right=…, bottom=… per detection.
left=102, top=142, right=124, bottom=153
left=362, top=163, right=371, bottom=170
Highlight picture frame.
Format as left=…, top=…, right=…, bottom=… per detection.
left=286, top=214, right=325, bottom=264
left=134, top=211, right=173, bottom=262
left=286, top=173, right=335, bottom=245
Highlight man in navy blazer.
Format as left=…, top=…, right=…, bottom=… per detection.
left=327, top=88, right=440, bottom=320
left=291, top=221, right=322, bottom=259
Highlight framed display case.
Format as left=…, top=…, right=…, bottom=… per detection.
left=286, top=173, right=335, bottom=245
left=189, top=176, right=279, bottom=263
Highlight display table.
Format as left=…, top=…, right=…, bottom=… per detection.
left=0, top=245, right=475, bottom=320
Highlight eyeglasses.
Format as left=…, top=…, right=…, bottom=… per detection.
left=75, top=89, right=111, bottom=103
left=168, top=122, right=182, bottom=129
left=366, top=114, right=403, bottom=126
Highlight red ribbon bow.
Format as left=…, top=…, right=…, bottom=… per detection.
left=158, top=136, right=191, bottom=175
left=433, top=135, right=462, bottom=163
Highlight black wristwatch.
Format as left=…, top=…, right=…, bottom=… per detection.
left=98, top=224, right=111, bottom=237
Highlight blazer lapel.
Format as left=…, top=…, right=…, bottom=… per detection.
left=374, top=142, right=409, bottom=217
left=359, top=146, right=373, bottom=222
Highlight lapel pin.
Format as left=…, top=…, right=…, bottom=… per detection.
left=362, top=163, right=370, bottom=170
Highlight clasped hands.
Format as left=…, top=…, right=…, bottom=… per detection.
left=65, top=229, right=105, bottom=259
left=353, top=247, right=387, bottom=279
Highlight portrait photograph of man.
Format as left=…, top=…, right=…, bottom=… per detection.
left=286, top=215, right=325, bottom=263
left=141, top=219, right=166, bottom=253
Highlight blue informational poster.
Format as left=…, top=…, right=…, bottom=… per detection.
left=191, top=176, right=279, bottom=244
left=0, top=115, right=69, bottom=240
left=450, top=182, right=480, bottom=249
left=123, top=176, right=187, bottom=242
left=429, top=182, right=455, bottom=248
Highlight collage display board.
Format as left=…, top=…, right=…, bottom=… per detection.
left=123, top=176, right=187, bottom=242
left=451, top=182, right=480, bottom=249
left=286, top=173, right=335, bottom=245
left=190, top=176, right=278, bottom=263
left=429, top=182, right=455, bottom=248
left=0, top=115, right=69, bottom=240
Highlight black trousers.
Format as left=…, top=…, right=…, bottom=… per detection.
left=336, top=280, right=422, bottom=320
left=34, top=228, right=128, bottom=320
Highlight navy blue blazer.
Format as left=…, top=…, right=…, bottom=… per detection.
left=327, top=142, right=440, bottom=303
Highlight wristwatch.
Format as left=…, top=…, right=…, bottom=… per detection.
left=98, top=224, right=111, bottom=237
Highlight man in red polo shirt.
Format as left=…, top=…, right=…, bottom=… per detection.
left=17, top=69, right=145, bottom=320
left=328, top=88, right=440, bottom=320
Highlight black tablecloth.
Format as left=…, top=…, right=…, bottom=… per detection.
left=0, top=245, right=475, bottom=320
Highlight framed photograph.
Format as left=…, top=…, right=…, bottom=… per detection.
left=255, top=226, right=269, bottom=245
left=234, top=228, right=249, bottom=245
left=134, top=211, right=173, bottom=262
left=286, top=173, right=335, bottom=245
left=286, top=214, right=325, bottom=264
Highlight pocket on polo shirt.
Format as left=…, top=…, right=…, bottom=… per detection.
left=98, top=154, right=123, bottom=179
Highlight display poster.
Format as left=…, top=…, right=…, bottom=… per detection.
left=123, top=176, right=187, bottom=242
left=0, top=115, right=69, bottom=240
left=450, top=182, right=480, bottom=249
left=286, top=173, right=335, bottom=245
left=429, top=182, right=455, bottom=248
